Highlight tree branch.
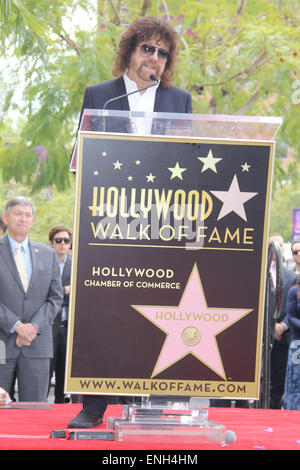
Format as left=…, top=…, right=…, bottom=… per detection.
left=202, top=0, right=248, bottom=50
left=235, top=0, right=248, bottom=17
left=108, top=0, right=121, bottom=25
left=236, top=87, right=262, bottom=114
left=59, top=33, right=81, bottom=56
left=200, top=51, right=267, bottom=87
left=140, top=0, right=152, bottom=17
left=161, top=0, right=171, bottom=21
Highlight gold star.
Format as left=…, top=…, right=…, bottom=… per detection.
left=168, top=162, right=187, bottom=180
left=146, top=173, right=156, bottom=183
left=135, top=160, right=141, bottom=166
left=113, top=160, right=122, bottom=170
left=198, top=149, right=222, bottom=173
left=128, top=176, right=133, bottom=181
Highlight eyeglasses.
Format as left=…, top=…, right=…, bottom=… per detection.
left=53, top=237, right=71, bottom=244
left=137, top=44, right=170, bottom=62
left=292, top=250, right=300, bottom=255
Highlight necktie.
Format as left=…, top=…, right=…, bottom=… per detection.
left=14, top=244, right=29, bottom=292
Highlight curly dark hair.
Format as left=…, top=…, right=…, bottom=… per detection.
left=112, top=16, right=179, bottom=88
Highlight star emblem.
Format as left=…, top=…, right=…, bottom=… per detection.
left=94, top=170, right=99, bottom=176
left=135, top=160, right=141, bottom=166
left=241, top=162, right=251, bottom=172
left=132, top=264, right=252, bottom=379
left=113, top=160, right=122, bottom=170
left=168, top=162, right=187, bottom=180
left=198, top=149, right=222, bottom=173
left=146, top=173, right=156, bottom=183
left=101, top=151, right=107, bottom=158
left=211, top=174, right=258, bottom=221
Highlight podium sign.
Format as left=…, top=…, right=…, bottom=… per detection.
left=65, top=111, right=281, bottom=400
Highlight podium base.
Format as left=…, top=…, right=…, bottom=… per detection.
left=113, top=420, right=233, bottom=445
left=50, top=398, right=236, bottom=444
left=107, top=397, right=236, bottom=445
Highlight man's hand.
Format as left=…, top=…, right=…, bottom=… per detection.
left=274, top=322, right=286, bottom=341
left=64, top=285, right=70, bottom=295
left=14, top=322, right=38, bottom=347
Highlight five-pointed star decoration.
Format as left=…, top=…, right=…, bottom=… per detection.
left=210, top=174, right=258, bottom=221
left=168, top=161, right=187, bottom=180
left=241, top=162, right=251, bottom=172
left=132, top=264, right=252, bottom=379
left=198, top=149, right=223, bottom=173
left=94, top=148, right=257, bottom=223
left=146, top=173, right=156, bottom=183
left=113, top=160, right=123, bottom=170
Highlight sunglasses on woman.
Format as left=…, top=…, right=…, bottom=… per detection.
left=137, top=44, right=170, bottom=62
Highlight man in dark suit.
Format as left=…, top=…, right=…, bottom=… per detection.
left=0, top=216, right=6, bottom=238
left=268, top=233, right=297, bottom=408
left=78, top=16, right=191, bottom=120
left=49, top=226, right=72, bottom=403
left=67, top=16, right=192, bottom=428
left=0, top=197, right=63, bottom=401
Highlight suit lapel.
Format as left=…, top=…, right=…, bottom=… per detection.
left=62, top=256, right=71, bottom=284
left=153, top=85, right=163, bottom=112
left=114, top=77, right=130, bottom=110
left=1, top=237, right=25, bottom=286
left=27, top=241, right=40, bottom=292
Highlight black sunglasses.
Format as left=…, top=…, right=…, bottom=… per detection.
left=292, top=250, right=300, bottom=255
left=137, top=44, right=170, bottom=62
left=53, top=237, right=71, bottom=244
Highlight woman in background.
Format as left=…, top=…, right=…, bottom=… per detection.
left=284, top=276, right=300, bottom=409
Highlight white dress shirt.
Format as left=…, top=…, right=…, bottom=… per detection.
left=123, top=72, right=159, bottom=134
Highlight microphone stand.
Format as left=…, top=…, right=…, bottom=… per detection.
left=102, top=75, right=159, bottom=110
left=100, top=76, right=158, bottom=133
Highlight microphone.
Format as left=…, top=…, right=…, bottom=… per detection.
left=102, top=75, right=159, bottom=110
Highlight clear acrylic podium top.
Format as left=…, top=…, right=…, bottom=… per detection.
left=70, top=109, right=282, bottom=170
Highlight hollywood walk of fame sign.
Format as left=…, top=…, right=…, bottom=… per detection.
left=65, top=111, right=280, bottom=400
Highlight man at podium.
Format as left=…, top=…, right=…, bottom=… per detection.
left=67, top=15, right=192, bottom=429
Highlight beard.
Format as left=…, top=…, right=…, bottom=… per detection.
left=128, top=57, right=163, bottom=85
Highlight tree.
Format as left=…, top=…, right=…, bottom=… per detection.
left=0, top=0, right=299, bottom=237
left=269, top=182, right=300, bottom=242
left=0, top=0, right=52, bottom=43
left=0, top=167, right=75, bottom=245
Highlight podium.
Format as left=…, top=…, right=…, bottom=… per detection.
left=66, top=109, right=281, bottom=443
